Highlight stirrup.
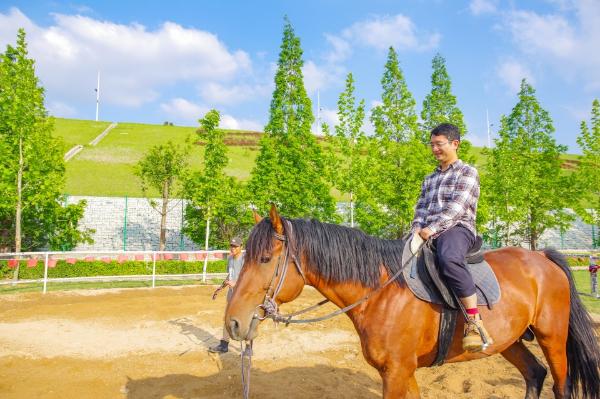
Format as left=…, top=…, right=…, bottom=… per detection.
left=466, top=319, right=492, bottom=350
left=475, top=322, right=491, bottom=350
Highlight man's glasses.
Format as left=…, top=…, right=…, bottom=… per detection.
left=428, top=141, right=451, bottom=149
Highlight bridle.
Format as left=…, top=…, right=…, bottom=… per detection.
left=252, top=219, right=424, bottom=325
left=252, top=221, right=309, bottom=324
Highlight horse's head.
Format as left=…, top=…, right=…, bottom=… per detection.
left=225, top=204, right=306, bottom=341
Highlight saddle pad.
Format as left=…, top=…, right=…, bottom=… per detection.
left=401, top=239, right=501, bottom=307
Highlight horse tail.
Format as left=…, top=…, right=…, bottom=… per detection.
left=543, top=248, right=600, bottom=399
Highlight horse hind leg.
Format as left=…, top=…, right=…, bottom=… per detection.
left=531, top=319, right=570, bottom=398
left=501, top=341, right=547, bottom=399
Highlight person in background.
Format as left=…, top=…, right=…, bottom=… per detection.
left=209, top=237, right=244, bottom=354
left=589, top=254, right=599, bottom=299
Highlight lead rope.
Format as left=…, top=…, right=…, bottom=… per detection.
left=240, top=340, right=253, bottom=399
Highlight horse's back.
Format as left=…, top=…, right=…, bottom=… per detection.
left=484, top=246, right=569, bottom=291
left=483, top=246, right=570, bottom=324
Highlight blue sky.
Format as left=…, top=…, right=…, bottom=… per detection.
left=1, top=0, right=598, bottom=153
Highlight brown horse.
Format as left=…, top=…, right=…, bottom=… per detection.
left=225, top=206, right=600, bottom=398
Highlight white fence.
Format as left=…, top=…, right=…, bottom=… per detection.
left=0, top=250, right=231, bottom=294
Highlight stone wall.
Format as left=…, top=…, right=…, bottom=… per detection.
left=68, top=196, right=201, bottom=251
left=68, top=196, right=598, bottom=251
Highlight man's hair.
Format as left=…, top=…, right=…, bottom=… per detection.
left=431, top=123, right=461, bottom=142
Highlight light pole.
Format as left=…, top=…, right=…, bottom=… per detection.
left=316, top=89, right=321, bottom=135
left=486, top=109, right=493, bottom=148
left=95, top=71, right=100, bottom=121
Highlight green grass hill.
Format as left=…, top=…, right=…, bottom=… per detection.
left=55, top=118, right=580, bottom=198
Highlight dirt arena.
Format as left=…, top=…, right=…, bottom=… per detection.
left=0, top=285, right=598, bottom=398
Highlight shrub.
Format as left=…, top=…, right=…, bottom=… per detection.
left=0, top=259, right=226, bottom=280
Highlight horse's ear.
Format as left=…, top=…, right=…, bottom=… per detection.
left=252, top=209, right=262, bottom=224
left=269, top=203, right=284, bottom=234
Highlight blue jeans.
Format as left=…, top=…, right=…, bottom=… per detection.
left=434, top=225, right=476, bottom=298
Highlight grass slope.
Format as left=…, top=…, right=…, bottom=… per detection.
left=54, top=118, right=112, bottom=152
left=63, top=120, right=259, bottom=197
left=57, top=118, right=580, bottom=198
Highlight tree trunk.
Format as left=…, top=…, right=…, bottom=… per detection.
left=159, top=181, right=169, bottom=251
left=529, top=209, right=537, bottom=251
left=504, top=195, right=511, bottom=246
left=13, top=136, right=23, bottom=283
left=350, top=191, right=354, bottom=228
left=530, top=227, right=537, bottom=251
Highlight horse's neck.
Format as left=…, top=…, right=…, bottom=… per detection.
left=305, top=269, right=381, bottom=323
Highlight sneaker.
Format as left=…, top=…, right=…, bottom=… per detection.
left=462, top=318, right=494, bottom=353
left=208, top=340, right=229, bottom=353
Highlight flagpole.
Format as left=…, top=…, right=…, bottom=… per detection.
left=486, top=108, right=491, bottom=148
left=95, top=71, right=100, bottom=122
left=317, top=89, right=320, bottom=135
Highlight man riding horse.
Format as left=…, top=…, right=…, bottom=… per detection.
left=411, top=122, right=493, bottom=352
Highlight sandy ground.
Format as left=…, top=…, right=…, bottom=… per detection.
left=0, top=285, right=597, bottom=399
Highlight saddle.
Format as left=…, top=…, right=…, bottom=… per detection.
left=401, top=236, right=501, bottom=309
left=401, top=235, right=501, bottom=366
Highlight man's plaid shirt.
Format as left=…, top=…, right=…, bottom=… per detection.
left=411, top=159, right=480, bottom=238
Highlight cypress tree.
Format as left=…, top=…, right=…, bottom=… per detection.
left=574, top=99, right=600, bottom=245
left=248, top=18, right=335, bottom=219
left=483, top=80, right=572, bottom=249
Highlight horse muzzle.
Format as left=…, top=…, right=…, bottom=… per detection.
left=226, top=314, right=260, bottom=341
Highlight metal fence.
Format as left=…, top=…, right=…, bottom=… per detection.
left=0, top=250, right=230, bottom=294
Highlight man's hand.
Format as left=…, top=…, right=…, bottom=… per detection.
left=419, top=227, right=434, bottom=241
left=226, top=280, right=236, bottom=288
left=211, top=279, right=229, bottom=300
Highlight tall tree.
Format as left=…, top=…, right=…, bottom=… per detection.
left=248, top=18, right=336, bottom=220
left=185, top=110, right=252, bottom=248
left=0, top=29, right=91, bottom=261
left=323, top=73, right=366, bottom=226
left=355, top=48, right=430, bottom=237
left=421, top=53, right=467, bottom=135
left=420, top=53, right=475, bottom=163
left=483, top=80, right=572, bottom=249
left=370, top=47, right=418, bottom=143
left=574, top=99, right=600, bottom=246
left=135, top=141, right=188, bottom=251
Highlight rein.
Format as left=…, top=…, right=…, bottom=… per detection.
left=256, top=222, right=423, bottom=325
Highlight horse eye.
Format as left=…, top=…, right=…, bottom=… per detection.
left=260, top=256, right=271, bottom=264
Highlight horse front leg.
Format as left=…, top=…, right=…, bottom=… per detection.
left=379, top=363, right=420, bottom=399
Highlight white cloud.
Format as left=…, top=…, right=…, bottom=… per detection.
left=220, top=114, right=263, bottom=131
left=160, top=98, right=262, bottom=130
left=319, top=107, right=340, bottom=129
left=0, top=8, right=38, bottom=47
left=324, top=34, right=352, bottom=63
left=502, top=1, right=600, bottom=89
left=199, top=82, right=271, bottom=105
left=0, top=8, right=251, bottom=109
left=160, top=98, right=208, bottom=124
left=302, top=60, right=345, bottom=95
left=47, top=101, right=77, bottom=118
left=370, top=100, right=383, bottom=109
left=506, top=10, right=576, bottom=58
left=313, top=14, right=440, bottom=95
left=564, top=104, right=592, bottom=122
left=341, top=14, right=440, bottom=52
left=466, top=133, right=489, bottom=147
left=469, top=0, right=497, bottom=16
left=496, top=60, right=535, bottom=93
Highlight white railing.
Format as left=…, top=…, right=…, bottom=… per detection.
left=0, top=250, right=231, bottom=294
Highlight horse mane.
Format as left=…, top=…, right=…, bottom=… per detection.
left=245, top=217, right=406, bottom=287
